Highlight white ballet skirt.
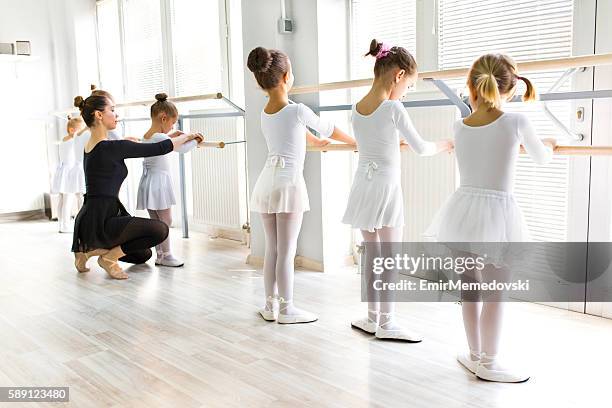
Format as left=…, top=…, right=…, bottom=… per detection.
left=137, top=132, right=197, bottom=210
left=424, top=187, right=531, bottom=266
left=250, top=103, right=334, bottom=214
left=51, top=138, right=79, bottom=194
left=342, top=100, right=436, bottom=232
left=250, top=155, right=310, bottom=213
left=424, top=113, right=553, bottom=267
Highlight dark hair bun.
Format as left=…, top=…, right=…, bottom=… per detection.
left=366, top=39, right=382, bottom=57
left=74, top=95, right=85, bottom=110
left=247, top=47, right=273, bottom=73
left=155, top=93, right=168, bottom=102
left=90, top=84, right=97, bottom=91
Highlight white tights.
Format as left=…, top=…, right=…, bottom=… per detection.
left=260, top=212, right=304, bottom=316
left=360, top=226, right=403, bottom=330
left=57, top=193, right=75, bottom=232
left=461, top=262, right=511, bottom=366
left=147, top=208, right=173, bottom=256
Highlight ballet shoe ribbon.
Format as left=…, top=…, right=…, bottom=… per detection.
left=366, top=161, right=378, bottom=180
left=268, top=155, right=286, bottom=169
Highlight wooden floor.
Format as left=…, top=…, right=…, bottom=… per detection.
left=1, top=220, right=611, bottom=407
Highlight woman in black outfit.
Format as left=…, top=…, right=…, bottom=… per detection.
left=72, top=91, right=202, bottom=279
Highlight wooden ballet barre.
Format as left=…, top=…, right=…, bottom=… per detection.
left=307, top=144, right=612, bottom=156
left=199, top=141, right=226, bottom=148
left=51, top=92, right=224, bottom=116
left=534, top=145, right=612, bottom=156
left=291, top=53, right=612, bottom=95
left=116, top=92, right=223, bottom=108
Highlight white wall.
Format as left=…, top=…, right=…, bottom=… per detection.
left=242, top=0, right=326, bottom=265
left=0, top=0, right=97, bottom=214
left=317, top=0, right=355, bottom=268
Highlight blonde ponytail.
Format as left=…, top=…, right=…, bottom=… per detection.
left=475, top=73, right=501, bottom=108
left=467, top=53, right=536, bottom=109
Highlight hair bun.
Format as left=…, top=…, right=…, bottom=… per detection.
left=155, top=93, right=168, bottom=102
left=366, top=39, right=382, bottom=57
left=73, top=95, right=85, bottom=110
left=90, top=84, right=97, bottom=91
left=247, top=47, right=273, bottom=73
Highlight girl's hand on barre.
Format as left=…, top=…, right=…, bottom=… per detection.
left=169, top=130, right=185, bottom=138
left=171, top=133, right=201, bottom=150
left=436, top=139, right=454, bottom=154
left=329, top=127, right=357, bottom=145
left=190, top=133, right=205, bottom=144
left=311, top=138, right=331, bottom=148
left=542, top=138, right=558, bottom=150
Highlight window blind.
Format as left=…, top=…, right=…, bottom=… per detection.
left=121, top=0, right=166, bottom=100
left=169, top=0, right=224, bottom=96
left=350, top=0, right=417, bottom=81
left=96, top=0, right=124, bottom=97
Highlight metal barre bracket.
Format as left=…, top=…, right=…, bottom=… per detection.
left=422, top=78, right=472, bottom=118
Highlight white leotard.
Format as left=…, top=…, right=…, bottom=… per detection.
left=250, top=103, right=334, bottom=214
left=454, top=112, right=552, bottom=192
left=136, top=133, right=197, bottom=210
left=51, top=137, right=78, bottom=194
left=342, top=100, right=437, bottom=232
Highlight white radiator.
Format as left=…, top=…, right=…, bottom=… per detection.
left=401, top=106, right=458, bottom=240
left=187, top=115, right=248, bottom=236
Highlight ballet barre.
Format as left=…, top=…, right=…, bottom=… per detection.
left=290, top=53, right=612, bottom=95
left=52, top=92, right=245, bottom=118
left=306, top=144, right=612, bottom=156
left=115, top=92, right=222, bottom=108
left=198, top=140, right=246, bottom=148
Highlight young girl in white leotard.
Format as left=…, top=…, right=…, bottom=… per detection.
left=342, top=39, right=453, bottom=342
left=137, top=93, right=203, bottom=267
left=247, top=46, right=356, bottom=324
left=52, top=116, right=85, bottom=233
left=426, top=53, right=557, bottom=383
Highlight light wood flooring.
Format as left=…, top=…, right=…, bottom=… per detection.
left=0, top=220, right=611, bottom=407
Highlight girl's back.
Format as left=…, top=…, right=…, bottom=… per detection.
left=454, top=112, right=547, bottom=192
left=261, top=103, right=333, bottom=165
left=352, top=100, right=403, bottom=165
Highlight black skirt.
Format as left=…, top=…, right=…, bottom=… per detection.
left=71, top=195, right=134, bottom=253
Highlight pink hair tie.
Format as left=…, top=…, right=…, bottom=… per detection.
left=376, top=43, right=391, bottom=59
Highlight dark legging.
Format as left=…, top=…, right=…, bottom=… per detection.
left=116, top=217, right=169, bottom=264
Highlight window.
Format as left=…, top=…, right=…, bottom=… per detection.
left=95, top=0, right=227, bottom=100
left=96, top=0, right=123, bottom=97
left=170, top=0, right=224, bottom=96
left=350, top=0, right=417, bottom=80
left=121, top=0, right=166, bottom=100
left=438, top=0, right=575, bottom=241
